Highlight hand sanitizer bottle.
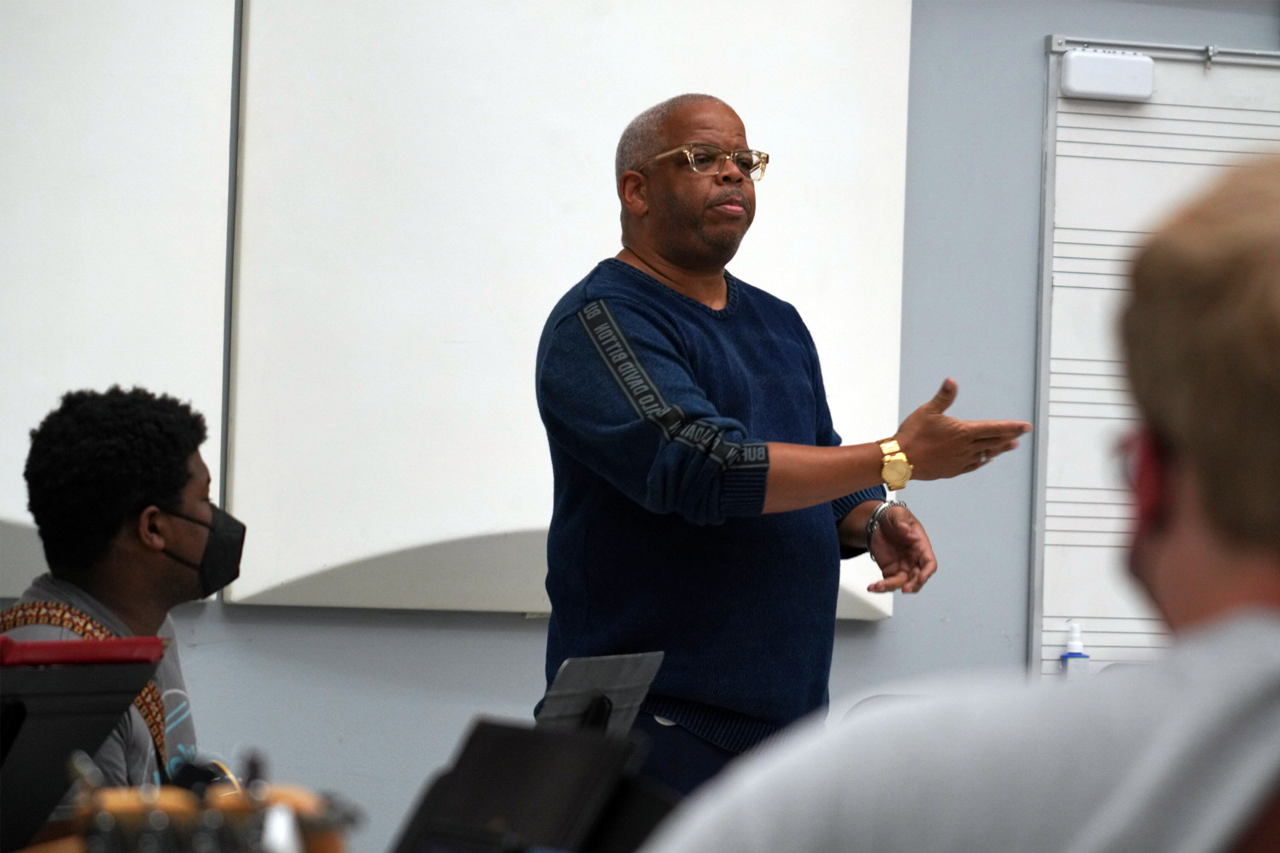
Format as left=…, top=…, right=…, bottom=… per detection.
left=1059, top=622, right=1090, bottom=679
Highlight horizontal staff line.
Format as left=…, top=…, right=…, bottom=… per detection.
left=1054, top=361, right=1126, bottom=368
left=1059, top=108, right=1280, bottom=124
left=1045, top=527, right=1130, bottom=532
left=1043, top=613, right=1162, bottom=619
left=1048, top=378, right=1126, bottom=383
left=1042, top=629, right=1164, bottom=634
left=1050, top=371, right=1126, bottom=377
left=1043, top=614, right=1164, bottom=620
left=1049, top=398, right=1137, bottom=405
left=1054, top=97, right=1280, bottom=112
left=1045, top=486, right=1130, bottom=492
left=1054, top=117, right=1280, bottom=133
left=1039, top=639, right=1170, bottom=645
left=1057, top=126, right=1280, bottom=144
left=1053, top=254, right=1130, bottom=261
left=1044, top=527, right=1126, bottom=535
left=1050, top=402, right=1134, bottom=408
left=1046, top=488, right=1132, bottom=494
left=1047, top=487, right=1130, bottom=492
left=1058, top=139, right=1280, bottom=156
left=1057, top=154, right=1240, bottom=167
left=1047, top=498, right=1134, bottom=503
left=1045, top=527, right=1130, bottom=533
left=1044, top=541, right=1130, bottom=546
left=1046, top=413, right=1142, bottom=421
left=1039, top=639, right=1171, bottom=646
left=1051, top=356, right=1125, bottom=363
left=1040, top=632, right=1166, bottom=637
left=1039, top=640, right=1172, bottom=648
left=1042, top=623, right=1166, bottom=630
left=1054, top=241, right=1145, bottom=249
left=1047, top=521, right=1134, bottom=526
left=1049, top=373, right=1126, bottom=378
left=1039, top=653, right=1169, bottom=660
left=1040, top=635, right=1167, bottom=639
left=1060, top=114, right=1280, bottom=127
left=1060, top=100, right=1280, bottom=116
left=1040, top=644, right=1171, bottom=650
left=1040, top=647, right=1171, bottom=652
left=1051, top=269, right=1126, bottom=276
left=1055, top=227, right=1152, bottom=235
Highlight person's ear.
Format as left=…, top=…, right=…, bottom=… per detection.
left=1133, top=427, right=1171, bottom=534
left=618, top=171, right=649, bottom=217
left=135, top=505, right=167, bottom=552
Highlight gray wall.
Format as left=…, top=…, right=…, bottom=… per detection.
left=24, top=2, right=1280, bottom=852
left=835, top=0, right=1280, bottom=696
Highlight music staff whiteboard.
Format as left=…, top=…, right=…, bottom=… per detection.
left=1032, top=36, right=1280, bottom=675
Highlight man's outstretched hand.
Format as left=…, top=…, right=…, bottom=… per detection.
left=867, top=504, right=936, bottom=594
left=895, top=379, right=1031, bottom=480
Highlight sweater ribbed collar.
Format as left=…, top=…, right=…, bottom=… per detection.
left=601, top=258, right=741, bottom=319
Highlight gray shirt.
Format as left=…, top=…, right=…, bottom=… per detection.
left=4, top=574, right=198, bottom=790
left=640, top=612, right=1280, bottom=853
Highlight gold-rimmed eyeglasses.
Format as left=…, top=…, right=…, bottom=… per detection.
left=635, top=144, right=769, bottom=181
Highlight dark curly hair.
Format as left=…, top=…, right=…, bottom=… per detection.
left=24, top=386, right=208, bottom=577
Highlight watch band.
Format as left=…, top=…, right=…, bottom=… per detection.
left=866, top=500, right=906, bottom=565
left=879, top=438, right=913, bottom=490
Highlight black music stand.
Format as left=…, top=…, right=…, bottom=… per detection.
left=1, top=636, right=162, bottom=852
left=390, top=652, right=674, bottom=853
left=534, top=652, right=664, bottom=738
left=389, top=718, right=677, bottom=853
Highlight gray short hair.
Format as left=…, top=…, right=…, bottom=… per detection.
left=615, top=94, right=729, bottom=183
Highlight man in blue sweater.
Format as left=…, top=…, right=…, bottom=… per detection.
left=535, top=94, right=1030, bottom=794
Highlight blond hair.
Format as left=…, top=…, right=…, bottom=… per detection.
left=1123, top=154, right=1280, bottom=551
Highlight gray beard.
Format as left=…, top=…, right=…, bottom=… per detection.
left=662, top=197, right=749, bottom=271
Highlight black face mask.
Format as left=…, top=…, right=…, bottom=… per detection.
left=163, top=506, right=246, bottom=596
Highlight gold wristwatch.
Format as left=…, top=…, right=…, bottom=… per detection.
left=879, top=438, right=912, bottom=491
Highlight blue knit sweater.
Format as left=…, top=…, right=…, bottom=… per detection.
left=536, top=259, right=885, bottom=751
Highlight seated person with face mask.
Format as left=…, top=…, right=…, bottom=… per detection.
left=2, top=386, right=245, bottom=795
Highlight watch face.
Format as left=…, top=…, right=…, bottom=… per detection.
left=884, top=459, right=910, bottom=486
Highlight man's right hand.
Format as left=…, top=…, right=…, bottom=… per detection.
left=894, top=379, right=1031, bottom=480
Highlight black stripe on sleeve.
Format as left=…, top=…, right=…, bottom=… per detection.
left=576, top=299, right=763, bottom=473
left=578, top=299, right=672, bottom=426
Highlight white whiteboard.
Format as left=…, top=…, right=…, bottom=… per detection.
left=0, top=1, right=233, bottom=596
left=1034, top=37, right=1280, bottom=674
left=225, top=0, right=913, bottom=613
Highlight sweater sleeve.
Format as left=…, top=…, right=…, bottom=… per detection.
left=537, top=297, right=769, bottom=525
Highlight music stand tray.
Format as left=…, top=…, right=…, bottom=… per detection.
left=535, top=651, right=663, bottom=737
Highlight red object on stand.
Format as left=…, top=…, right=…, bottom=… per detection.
left=0, top=634, right=165, bottom=667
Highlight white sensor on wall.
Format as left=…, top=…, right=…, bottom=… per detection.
left=1060, top=49, right=1155, bottom=102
